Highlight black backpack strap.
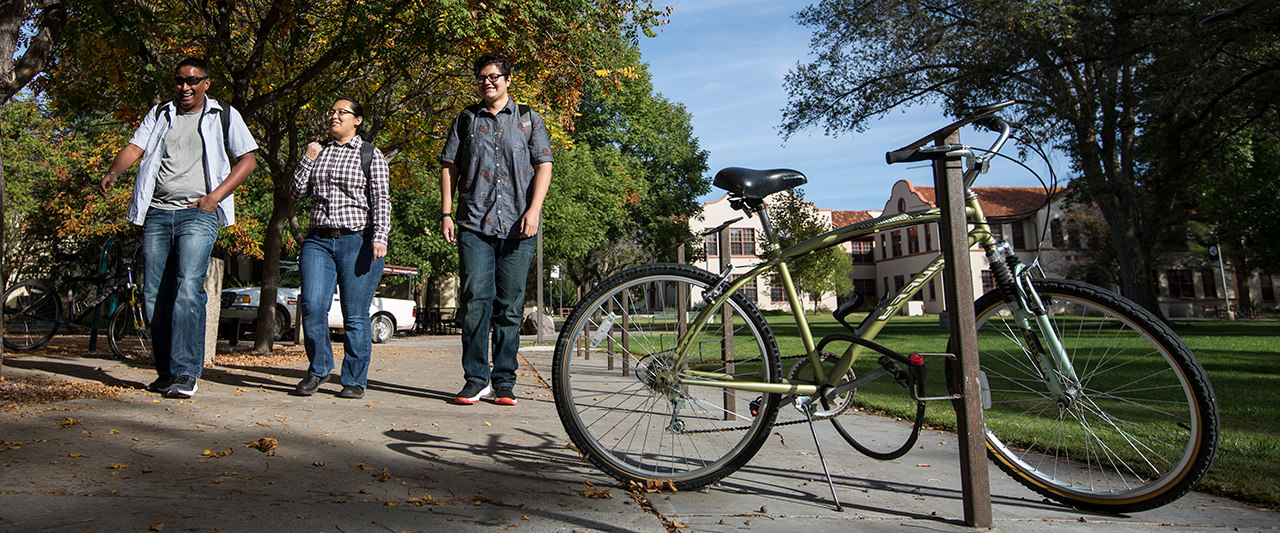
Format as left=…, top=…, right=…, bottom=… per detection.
left=214, top=98, right=235, bottom=163
left=360, top=140, right=375, bottom=180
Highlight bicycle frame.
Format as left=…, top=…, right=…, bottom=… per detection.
left=669, top=119, right=1078, bottom=407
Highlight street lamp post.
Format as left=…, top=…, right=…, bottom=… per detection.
left=1210, top=237, right=1233, bottom=321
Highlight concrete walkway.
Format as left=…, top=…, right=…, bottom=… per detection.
left=1, top=334, right=1276, bottom=532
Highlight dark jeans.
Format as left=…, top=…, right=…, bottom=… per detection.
left=142, top=208, right=219, bottom=379
left=457, top=229, right=535, bottom=389
left=299, top=231, right=384, bottom=388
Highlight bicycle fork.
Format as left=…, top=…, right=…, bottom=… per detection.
left=986, top=243, right=1081, bottom=409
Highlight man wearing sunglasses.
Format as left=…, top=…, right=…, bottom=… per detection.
left=98, top=57, right=259, bottom=399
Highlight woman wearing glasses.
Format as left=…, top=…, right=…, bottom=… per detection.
left=289, top=97, right=391, bottom=400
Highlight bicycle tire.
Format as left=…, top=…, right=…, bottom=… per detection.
left=2, top=280, right=61, bottom=350
left=552, top=263, right=782, bottom=490
left=107, top=298, right=153, bottom=362
left=958, top=278, right=1218, bottom=513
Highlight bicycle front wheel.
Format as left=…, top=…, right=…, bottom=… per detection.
left=108, top=299, right=153, bottom=362
left=969, top=278, right=1218, bottom=513
left=2, top=280, right=61, bottom=350
left=552, top=263, right=782, bottom=490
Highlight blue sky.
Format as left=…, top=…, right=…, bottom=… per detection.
left=635, top=1, right=1041, bottom=213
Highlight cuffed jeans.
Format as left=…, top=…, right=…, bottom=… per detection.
left=299, top=231, right=384, bottom=388
left=457, top=229, right=535, bottom=389
left=143, top=207, right=220, bottom=380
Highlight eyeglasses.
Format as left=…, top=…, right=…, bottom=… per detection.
left=173, top=75, right=209, bottom=87
left=324, top=109, right=356, bottom=118
left=475, top=73, right=505, bottom=83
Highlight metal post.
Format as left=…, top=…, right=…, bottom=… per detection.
left=718, top=226, right=735, bottom=419
left=935, top=132, right=992, bottom=528
left=537, top=220, right=545, bottom=343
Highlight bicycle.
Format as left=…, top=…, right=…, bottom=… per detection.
left=550, top=101, right=1219, bottom=514
left=2, top=251, right=152, bottom=361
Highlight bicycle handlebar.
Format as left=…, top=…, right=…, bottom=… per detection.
left=884, top=101, right=1016, bottom=166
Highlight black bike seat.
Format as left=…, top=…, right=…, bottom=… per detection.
left=713, top=167, right=808, bottom=200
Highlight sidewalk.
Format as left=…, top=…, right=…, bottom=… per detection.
left=1, top=334, right=1276, bottom=533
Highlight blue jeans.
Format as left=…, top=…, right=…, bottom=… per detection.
left=457, top=229, right=535, bottom=389
left=299, top=231, right=384, bottom=388
left=143, top=207, right=220, bottom=379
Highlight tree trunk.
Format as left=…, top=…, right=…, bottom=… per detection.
left=253, top=175, right=296, bottom=352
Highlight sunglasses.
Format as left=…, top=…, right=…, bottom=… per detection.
left=173, top=75, right=209, bottom=87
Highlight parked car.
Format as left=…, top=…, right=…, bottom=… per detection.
left=221, top=264, right=418, bottom=343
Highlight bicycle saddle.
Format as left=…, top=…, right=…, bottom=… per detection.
left=713, top=167, right=808, bottom=200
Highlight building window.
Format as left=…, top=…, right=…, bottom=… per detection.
left=990, top=223, right=1004, bottom=242
left=911, top=273, right=923, bottom=301
left=891, top=231, right=903, bottom=258
left=907, top=227, right=920, bottom=255
left=853, top=278, right=877, bottom=301
left=924, top=224, right=933, bottom=251
left=705, top=231, right=718, bottom=256
left=881, top=234, right=888, bottom=260
left=1201, top=270, right=1217, bottom=299
left=850, top=240, right=874, bottom=263
left=771, top=285, right=785, bottom=303
left=1067, top=219, right=1083, bottom=249
left=884, top=277, right=890, bottom=296
left=893, top=275, right=905, bottom=296
left=928, top=280, right=936, bottom=301
left=1050, top=219, right=1064, bottom=248
left=981, top=270, right=996, bottom=293
left=730, top=228, right=755, bottom=256
left=1167, top=269, right=1194, bottom=299
left=1262, top=276, right=1275, bottom=303
left=731, top=274, right=757, bottom=303
left=1011, top=221, right=1026, bottom=249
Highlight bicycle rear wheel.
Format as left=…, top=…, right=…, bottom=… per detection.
left=108, top=299, right=153, bottom=362
left=2, top=280, right=61, bottom=350
left=967, top=278, right=1218, bottom=513
left=552, top=263, right=781, bottom=490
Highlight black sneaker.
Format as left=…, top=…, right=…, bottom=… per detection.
left=163, top=375, right=198, bottom=398
left=147, top=375, right=176, bottom=393
left=293, top=374, right=329, bottom=396
left=494, top=386, right=518, bottom=406
left=454, top=382, right=491, bottom=405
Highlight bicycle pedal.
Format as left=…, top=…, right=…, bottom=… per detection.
left=749, top=396, right=763, bottom=417
left=879, top=357, right=910, bottom=388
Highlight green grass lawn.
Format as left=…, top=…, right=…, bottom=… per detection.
left=763, top=312, right=1280, bottom=509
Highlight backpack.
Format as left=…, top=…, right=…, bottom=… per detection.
left=153, top=98, right=237, bottom=163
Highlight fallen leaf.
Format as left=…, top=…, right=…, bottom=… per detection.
left=375, top=472, right=392, bottom=482
left=485, top=421, right=492, bottom=426
left=68, top=453, right=84, bottom=458
left=916, top=463, right=931, bottom=467
left=350, top=462, right=372, bottom=471
left=106, top=463, right=130, bottom=469
left=312, top=461, right=325, bottom=467
left=60, top=418, right=80, bottom=427
left=245, top=438, right=277, bottom=452
left=200, top=448, right=234, bottom=458
left=150, top=524, right=163, bottom=531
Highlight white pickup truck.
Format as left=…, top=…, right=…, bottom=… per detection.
left=221, top=264, right=418, bottom=344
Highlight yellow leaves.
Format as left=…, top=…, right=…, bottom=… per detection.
left=627, top=479, right=678, bottom=493
left=580, top=480, right=613, bottom=499
left=60, top=417, right=80, bottom=427
left=593, top=66, right=640, bottom=79
left=106, top=463, right=130, bottom=469
left=350, top=462, right=373, bottom=471
left=405, top=493, right=440, bottom=506
left=68, top=452, right=84, bottom=458
left=200, top=448, right=234, bottom=459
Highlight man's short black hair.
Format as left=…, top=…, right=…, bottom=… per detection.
left=473, top=53, right=512, bottom=78
left=176, top=57, right=210, bottom=77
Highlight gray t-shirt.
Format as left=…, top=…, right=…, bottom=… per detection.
left=151, top=108, right=207, bottom=210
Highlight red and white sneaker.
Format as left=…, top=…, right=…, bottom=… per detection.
left=454, top=382, right=491, bottom=405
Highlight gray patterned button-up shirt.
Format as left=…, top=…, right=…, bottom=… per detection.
left=440, top=99, right=554, bottom=239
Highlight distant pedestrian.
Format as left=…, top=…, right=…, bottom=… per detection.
left=98, top=57, right=259, bottom=399
left=439, top=52, right=553, bottom=406
left=289, top=97, right=391, bottom=400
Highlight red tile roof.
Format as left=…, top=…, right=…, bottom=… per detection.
left=907, top=184, right=1065, bottom=217
left=831, top=210, right=880, bottom=227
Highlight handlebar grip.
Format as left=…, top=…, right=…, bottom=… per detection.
left=886, top=148, right=930, bottom=164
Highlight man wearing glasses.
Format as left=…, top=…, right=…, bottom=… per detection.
left=98, top=57, right=258, bottom=398
left=439, top=52, right=554, bottom=407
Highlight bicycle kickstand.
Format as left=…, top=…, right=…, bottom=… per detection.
left=795, top=396, right=843, bottom=512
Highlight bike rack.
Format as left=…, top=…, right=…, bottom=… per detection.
left=931, top=129, right=993, bottom=528
left=86, top=237, right=125, bottom=354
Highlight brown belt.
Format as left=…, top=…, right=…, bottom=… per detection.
left=311, top=227, right=360, bottom=238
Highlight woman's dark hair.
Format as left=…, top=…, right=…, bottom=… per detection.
left=473, top=52, right=512, bottom=78
left=335, top=96, right=367, bottom=138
